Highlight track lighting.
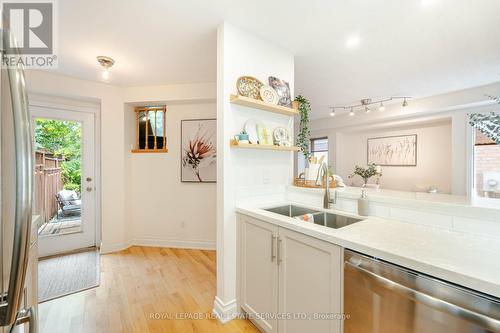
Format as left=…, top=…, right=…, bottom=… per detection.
left=97, top=56, right=115, bottom=81
left=328, top=96, right=411, bottom=117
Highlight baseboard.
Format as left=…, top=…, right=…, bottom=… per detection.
left=132, top=238, right=216, bottom=250
left=100, top=238, right=215, bottom=254
left=99, top=241, right=132, bottom=254
left=213, top=296, right=238, bottom=324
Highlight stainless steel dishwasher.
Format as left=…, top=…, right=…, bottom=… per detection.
left=344, top=249, right=500, bottom=333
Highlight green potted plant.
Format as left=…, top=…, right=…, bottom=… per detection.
left=295, top=95, right=311, bottom=161
left=348, top=163, right=382, bottom=187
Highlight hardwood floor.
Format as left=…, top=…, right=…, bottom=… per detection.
left=39, top=246, right=260, bottom=333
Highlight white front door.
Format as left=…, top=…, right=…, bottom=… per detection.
left=31, top=107, right=96, bottom=256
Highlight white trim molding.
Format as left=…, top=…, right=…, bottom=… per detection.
left=212, top=296, right=239, bottom=324
left=132, top=238, right=216, bottom=250
left=99, top=238, right=216, bottom=254
left=99, top=241, right=133, bottom=254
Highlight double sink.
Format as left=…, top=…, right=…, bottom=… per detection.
left=264, top=204, right=362, bottom=229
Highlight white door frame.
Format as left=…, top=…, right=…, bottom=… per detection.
left=29, top=94, right=101, bottom=255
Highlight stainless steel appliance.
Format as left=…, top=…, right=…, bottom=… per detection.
left=0, top=30, right=37, bottom=333
left=344, top=249, right=500, bottom=333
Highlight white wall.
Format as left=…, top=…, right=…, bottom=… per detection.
left=336, top=121, right=452, bottom=193
left=26, top=70, right=217, bottom=253
left=216, top=22, right=294, bottom=321
left=127, top=102, right=217, bottom=249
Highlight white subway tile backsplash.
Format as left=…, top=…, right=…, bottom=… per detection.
left=415, top=211, right=453, bottom=229
left=453, top=217, right=500, bottom=239
left=390, top=207, right=419, bottom=223
left=338, top=199, right=357, bottom=214
left=369, top=204, right=391, bottom=218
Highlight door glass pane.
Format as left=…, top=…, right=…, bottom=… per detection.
left=474, top=129, right=500, bottom=199
left=34, top=118, right=83, bottom=236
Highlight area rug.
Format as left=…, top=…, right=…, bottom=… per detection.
left=38, top=249, right=100, bottom=303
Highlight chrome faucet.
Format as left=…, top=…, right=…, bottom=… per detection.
left=316, top=162, right=337, bottom=209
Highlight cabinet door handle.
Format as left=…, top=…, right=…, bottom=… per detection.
left=271, top=235, right=277, bottom=262
left=277, top=237, right=283, bottom=265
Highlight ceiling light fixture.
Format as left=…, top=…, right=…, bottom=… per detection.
left=330, top=108, right=336, bottom=117
left=97, top=56, right=115, bottom=81
left=329, top=96, right=411, bottom=117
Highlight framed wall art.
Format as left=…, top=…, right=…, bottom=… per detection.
left=367, top=134, right=417, bottom=166
left=181, top=119, right=216, bottom=182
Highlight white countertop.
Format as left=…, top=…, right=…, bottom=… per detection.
left=236, top=202, right=500, bottom=298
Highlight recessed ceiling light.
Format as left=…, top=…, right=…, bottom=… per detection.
left=345, top=35, right=361, bottom=49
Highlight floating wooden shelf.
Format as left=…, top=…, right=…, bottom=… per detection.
left=230, top=142, right=299, bottom=152
left=230, top=94, right=299, bottom=116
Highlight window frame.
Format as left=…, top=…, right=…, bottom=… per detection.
left=132, top=105, right=168, bottom=153
left=310, top=136, right=328, bottom=162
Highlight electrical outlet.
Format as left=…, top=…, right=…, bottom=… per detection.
left=180, top=221, right=185, bottom=228
left=263, top=175, right=271, bottom=184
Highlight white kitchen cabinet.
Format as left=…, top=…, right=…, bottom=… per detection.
left=239, top=215, right=279, bottom=333
left=278, top=227, right=342, bottom=333
left=238, top=214, right=342, bottom=333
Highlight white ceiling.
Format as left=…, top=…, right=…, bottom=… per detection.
left=52, top=0, right=500, bottom=118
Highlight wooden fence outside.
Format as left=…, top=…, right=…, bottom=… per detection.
left=34, top=151, right=64, bottom=228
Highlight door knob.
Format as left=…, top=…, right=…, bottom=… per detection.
left=86, top=177, right=92, bottom=182
left=86, top=187, right=93, bottom=192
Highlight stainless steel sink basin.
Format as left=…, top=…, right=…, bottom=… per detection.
left=264, top=205, right=362, bottom=229
left=313, top=212, right=362, bottom=229
left=264, top=205, right=321, bottom=217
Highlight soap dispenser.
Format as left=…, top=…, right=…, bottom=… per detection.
left=358, top=189, right=369, bottom=216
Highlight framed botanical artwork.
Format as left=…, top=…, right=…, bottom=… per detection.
left=181, top=119, right=216, bottom=182
left=367, top=134, right=417, bottom=166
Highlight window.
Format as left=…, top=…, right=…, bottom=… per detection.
left=310, top=137, right=328, bottom=163
left=473, top=129, right=500, bottom=199
left=133, top=106, right=168, bottom=153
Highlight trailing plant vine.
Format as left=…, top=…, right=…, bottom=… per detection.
left=295, top=95, right=311, bottom=161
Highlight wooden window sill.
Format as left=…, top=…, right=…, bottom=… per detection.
left=131, top=148, right=169, bottom=154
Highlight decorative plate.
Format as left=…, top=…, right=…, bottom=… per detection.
left=259, top=85, right=279, bottom=105
left=273, top=127, right=291, bottom=146
left=268, top=76, right=292, bottom=107
left=237, top=76, right=264, bottom=100
left=244, top=118, right=262, bottom=144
